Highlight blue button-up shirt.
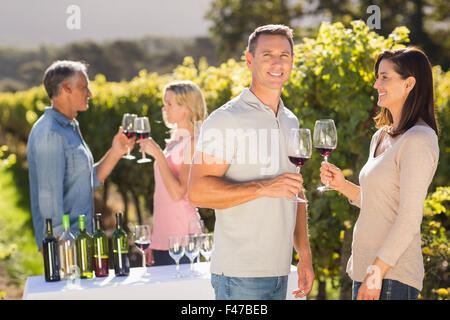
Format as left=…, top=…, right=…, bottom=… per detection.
left=27, top=107, right=101, bottom=248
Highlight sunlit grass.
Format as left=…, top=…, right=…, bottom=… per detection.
left=0, top=167, right=43, bottom=286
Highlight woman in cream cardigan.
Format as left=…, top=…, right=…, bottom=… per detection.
left=320, top=47, right=439, bottom=300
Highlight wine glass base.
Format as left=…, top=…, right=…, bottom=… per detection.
left=122, top=154, right=136, bottom=160
left=137, top=158, right=152, bottom=164
left=317, top=186, right=333, bottom=192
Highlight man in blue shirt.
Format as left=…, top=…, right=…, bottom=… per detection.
left=27, top=60, right=134, bottom=250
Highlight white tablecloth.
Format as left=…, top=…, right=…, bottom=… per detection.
left=22, top=262, right=304, bottom=300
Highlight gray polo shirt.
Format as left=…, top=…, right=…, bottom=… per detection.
left=196, top=88, right=299, bottom=277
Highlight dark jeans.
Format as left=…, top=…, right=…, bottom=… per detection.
left=152, top=249, right=190, bottom=266
left=352, top=279, right=420, bottom=300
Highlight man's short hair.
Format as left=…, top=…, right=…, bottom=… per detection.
left=248, top=24, right=294, bottom=55
left=43, top=60, right=88, bottom=99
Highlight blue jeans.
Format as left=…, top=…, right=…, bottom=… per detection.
left=352, top=279, right=420, bottom=300
left=211, top=273, right=288, bottom=300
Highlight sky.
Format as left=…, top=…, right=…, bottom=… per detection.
left=0, top=0, right=213, bottom=48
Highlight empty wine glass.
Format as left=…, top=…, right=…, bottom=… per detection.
left=133, top=225, right=151, bottom=276
left=184, top=234, right=201, bottom=277
left=313, top=119, right=338, bottom=192
left=134, top=116, right=152, bottom=164
left=121, top=113, right=137, bottom=160
left=168, top=235, right=186, bottom=278
left=287, top=128, right=312, bottom=202
left=189, top=219, right=205, bottom=265
left=199, top=233, right=214, bottom=263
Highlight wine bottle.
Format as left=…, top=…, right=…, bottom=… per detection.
left=58, top=214, right=78, bottom=280
left=75, top=215, right=94, bottom=279
left=42, top=219, right=60, bottom=282
left=92, top=213, right=109, bottom=277
left=112, top=212, right=130, bottom=276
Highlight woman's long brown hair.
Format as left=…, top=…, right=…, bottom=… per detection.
left=373, top=47, right=439, bottom=137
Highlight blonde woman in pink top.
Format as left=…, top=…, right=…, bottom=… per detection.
left=137, top=80, right=208, bottom=266
left=320, top=47, right=439, bottom=300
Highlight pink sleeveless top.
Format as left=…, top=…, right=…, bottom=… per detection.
left=150, top=136, right=200, bottom=250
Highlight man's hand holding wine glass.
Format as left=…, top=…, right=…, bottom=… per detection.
left=112, top=126, right=136, bottom=158
left=255, top=173, right=304, bottom=200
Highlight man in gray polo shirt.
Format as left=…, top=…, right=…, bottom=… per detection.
left=188, top=25, right=315, bottom=300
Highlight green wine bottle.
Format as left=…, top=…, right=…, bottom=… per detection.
left=112, top=212, right=130, bottom=276
left=75, top=215, right=94, bottom=279
left=93, top=213, right=109, bottom=277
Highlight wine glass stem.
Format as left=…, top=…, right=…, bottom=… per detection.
left=142, top=152, right=147, bottom=159
left=142, top=251, right=146, bottom=268
left=296, top=166, right=301, bottom=198
left=324, top=156, right=329, bottom=187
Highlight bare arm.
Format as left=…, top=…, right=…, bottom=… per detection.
left=188, top=151, right=304, bottom=210
left=292, top=200, right=315, bottom=298
left=320, top=162, right=360, bottom=205
left=139, top=137, right=195, bottom=201
left=96, top=127, right=134, bottom=184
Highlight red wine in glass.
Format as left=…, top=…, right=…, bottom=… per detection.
left=136, top=132, right=150, bottom=140
left=122, top=113, right=137, bottom=160
left=288, top=156, right=310, bottom=167
left=315, top=147, right=335, bottom=157
left=313, top=119, right=338, bottom=192
left=134, top=241, right=150, bottom=251
left=123, top=130, right=136, bottom=139
left=134, top=117, right=152, bottom=164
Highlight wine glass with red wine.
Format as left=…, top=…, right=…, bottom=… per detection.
left=313, top=119, right=337, bottom=192
left=121, top=113, right=137, bottom=160
left=133, top=225, right=151, bottom=275
left=288, top=128, right=312, bottom=202
left=134, top=116, right=152, bottom=164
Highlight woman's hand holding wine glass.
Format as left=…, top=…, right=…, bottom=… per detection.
left=137, top=137, right=164, bottom=161
left=319, top=162, right=346, bottom=192
left=313, top=119, right=338, bottom=192
left=134, top=116, right=152, bottom=164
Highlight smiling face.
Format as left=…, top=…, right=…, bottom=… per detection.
left=373, top=59, right=414, bottom=113
left=246, top=34, right=293, bottom=92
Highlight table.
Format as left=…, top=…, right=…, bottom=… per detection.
left=22, top=262, right=304, bottom=300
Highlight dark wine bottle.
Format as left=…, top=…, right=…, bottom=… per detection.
left=75, top=215, right=94, bottom=279
left=112, top=212, right=130, bottom=276
left=42, top=219, right=60, bottom=282
left=92, top=213, right=109, bottom=277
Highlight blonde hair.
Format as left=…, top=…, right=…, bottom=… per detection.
left=162, top=80, right=208, bottom=138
